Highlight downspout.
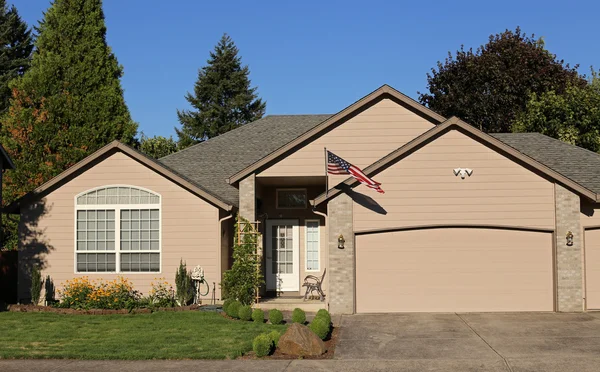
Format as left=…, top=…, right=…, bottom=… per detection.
left=218, top=212, right=234, bottom=302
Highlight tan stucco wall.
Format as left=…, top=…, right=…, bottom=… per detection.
left=18, top=151, right=223, bottom=301
left=259, top=98, right=435, bottom=183
left=259, top=185, right=328, bottom=295
left=352, top=129, right=556, bottom=231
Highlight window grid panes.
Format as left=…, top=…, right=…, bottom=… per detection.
left=120, top=253, right=160, bottom=272
left=306, top=221, right=319, bottom=271
left=272, top=225, right=294, bottom=274
left=276, top=189, right=307, bottom=209
left=77, top=253, right=116, bottom=272
left=77, top=186, right=160, bottom=205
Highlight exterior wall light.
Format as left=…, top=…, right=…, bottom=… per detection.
left=337, top=234, right=345, bottom=249
left=566, top=231, right=574, bottom=246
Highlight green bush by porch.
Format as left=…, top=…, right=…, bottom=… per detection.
left=0, top=311, right=287, bottom=359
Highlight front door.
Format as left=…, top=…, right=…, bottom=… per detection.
left=266, top=220, right=300, bottom=292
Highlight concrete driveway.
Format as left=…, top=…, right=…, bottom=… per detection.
left=335, top=312, right=600, bottom=371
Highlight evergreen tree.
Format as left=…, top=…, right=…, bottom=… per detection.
left=419, top=28, right=585, bottom=133
left=0, top=0, right=33, bottom=115
left=139, top=133, right=178, bottom=159
left=176, top=34, right=265, bottom=148
left=0, top=0, right=137, bottom=249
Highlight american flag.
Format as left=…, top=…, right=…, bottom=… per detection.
left=327, top=150, right=384, bottom=194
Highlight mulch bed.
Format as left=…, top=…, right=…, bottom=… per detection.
left=239, top=326, right=340, bottom=360
left=7, top=304, right=201, bottom=315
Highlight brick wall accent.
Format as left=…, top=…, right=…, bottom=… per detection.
left=239, top=174, right=256, bottom=222
left=328, top=193, right=355, bottom=314
left=555, top=183, right=584, bottom=312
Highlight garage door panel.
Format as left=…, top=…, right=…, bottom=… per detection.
left=585, top=229, right=600, bottom=309
left=356, top=228, right=554, bottom=313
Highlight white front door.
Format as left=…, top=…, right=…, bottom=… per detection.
left=266, top=220, right=300, bottom=292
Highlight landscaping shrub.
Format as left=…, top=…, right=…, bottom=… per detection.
left=238, top=305, right=253, bottom=321
left=221, top=215, right=264, bottom=305
left=222, top=299, right=234, bottom=314
left=269, top=309, right=283, bottom=325
left=226, top=300, right=242, bottom=318
left=252, top=308, right=265, bottom=323
left=30, top=265, right=42, bottom=305
left=309, top=317, right=330, bottom=340
left=57, top=277, right=140, bottom=310
left=291, top=308, right=306, bottom=324
left=315, top=308, right=332, bottom=326
left=252, top=333, right=273, bottom=357
left=148, top=279, right=175, bottom=307
left=268, top=330, right=281, bottom=347
left=175, top=260, right=193, bottom=306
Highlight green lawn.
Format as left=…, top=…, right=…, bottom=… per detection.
left=0, top=311, right=287, bottom=359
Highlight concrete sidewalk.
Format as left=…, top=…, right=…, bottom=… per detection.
left=2, top=358, right=600, bottom=372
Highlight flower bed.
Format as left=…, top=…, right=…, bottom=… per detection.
left=7, top=304, right=200, bottom=315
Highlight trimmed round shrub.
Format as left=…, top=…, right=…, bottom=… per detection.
left=222, top=299, right=233, bottom=314
left=269, top=308, right=284, bottom=325
left=309, top=317, right=330, bottom=340
left=252, top=308, right=265, bottom=323
left=268, top=330, right=281, bottom=347
left=315, top=308, right=331, bottom=326
left=252, top=333, right=273, bottom=357
left=238, top=305, right=253, bottom=321
left=226, top=300, right=241, bottom=318
left=291, top=308, right=306, bottom=324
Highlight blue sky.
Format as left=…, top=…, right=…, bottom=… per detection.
left=15, top=0, right=600, bottom=138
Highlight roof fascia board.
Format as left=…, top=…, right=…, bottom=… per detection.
left=312, top=117, right=598, bottom=206
left=227, top=85, right=446, bottom=184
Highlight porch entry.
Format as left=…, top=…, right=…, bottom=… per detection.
left=266, top=220, right=300, bottom=292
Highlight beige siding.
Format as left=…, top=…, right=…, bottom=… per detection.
left=259, top=98, right=435, bottom=181
left=356, top=228, right=554, bottom=313
left=353, top=130, right=556, bottom=231
left=259, top=186, right=328, bottom=295
left=19, top=151, right=223, bottom=301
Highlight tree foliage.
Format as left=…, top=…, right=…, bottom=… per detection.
left=513, top=70, right=600, bottom=151
left=221, top=215, right=263, bottom=305
left=139, top=133, right=178, bottom=159
left=419, top=27, right=585, bottom=133
left=0, top=0, right=33, bottom=115
left=0, top=0, right=137, bottom=249
left=175, top=260, right=193, bottom=306
left=176, top=33, right=265, bottom=148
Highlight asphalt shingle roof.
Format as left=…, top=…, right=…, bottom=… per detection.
left=159, top=114, right=332, bottom=206
left=491, top=133, right=600, bottom=195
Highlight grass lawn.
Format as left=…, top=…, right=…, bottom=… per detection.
left=0, top=311, right=287, bottom=359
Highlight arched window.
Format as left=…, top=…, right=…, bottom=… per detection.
left=75, top=186, right=161, bottom=273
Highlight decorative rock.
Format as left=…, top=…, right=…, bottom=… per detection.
left=277, top=323, right=326, bottom=356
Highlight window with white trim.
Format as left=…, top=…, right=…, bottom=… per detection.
left=75, top=186, right=161, bottom=273
left=305, top=220, right=320, bottom=271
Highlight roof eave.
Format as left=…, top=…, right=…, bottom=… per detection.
left=227, top=84, right=446, bottom=184
left=312, top=117, right=599, bottom=206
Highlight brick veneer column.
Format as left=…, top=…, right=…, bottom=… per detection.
left=328, top=193, right=355, bottom=314
left=239, top=174, right=256, bottom=222
left=555, top=183, right=583, bottom=312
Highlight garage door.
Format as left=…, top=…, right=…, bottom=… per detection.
left=585, top=229, right=600, bottom=310
left=355, top=227, right=554, bottom=313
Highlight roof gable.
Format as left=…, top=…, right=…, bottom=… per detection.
left=7, top=141, right=233, bottom=213
left=313, top=117, right=599, bottom=206
left=227, top=85, right=446, bottom=184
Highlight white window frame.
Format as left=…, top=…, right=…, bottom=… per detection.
left=73, top=185, right=162, bottom=274
left=305, top=219, right=320, bottom=272
left=276, top=188, right=307, bottom=210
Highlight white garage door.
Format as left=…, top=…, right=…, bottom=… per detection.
left=355, top=227, right=554, bottom=313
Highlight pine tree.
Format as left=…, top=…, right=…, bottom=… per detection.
left=0, top=0, right=33, bottom=115
left=0, top=0, right=137, bottom=249
left=176, top=34, right=265, bottom=148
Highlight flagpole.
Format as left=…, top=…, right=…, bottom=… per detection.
left=324, top=147, right=328, bottom=198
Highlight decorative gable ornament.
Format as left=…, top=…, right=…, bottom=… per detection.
left=453, top=168, right=473, bottom=179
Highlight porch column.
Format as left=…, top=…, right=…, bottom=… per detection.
left=554, top=183, right=584, bottom=312
left=239, top=174, right=256, bottom=222
left=328, top=193, right=355, bottom=314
